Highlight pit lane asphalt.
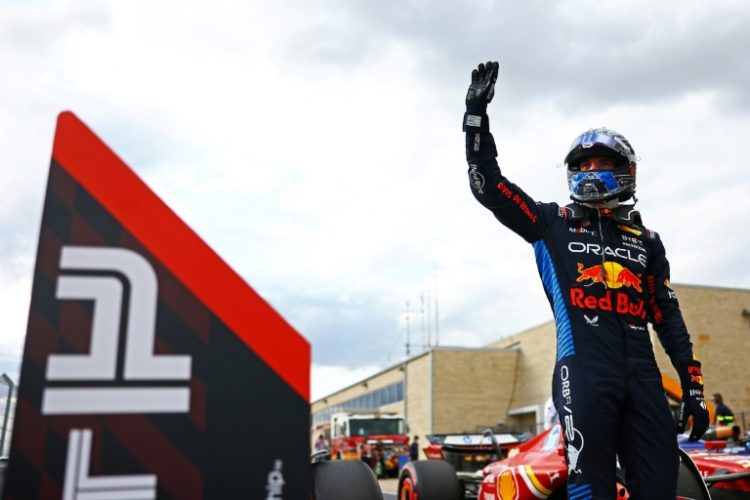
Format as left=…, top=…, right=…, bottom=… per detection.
left=379, top=478, right=397, bottom=500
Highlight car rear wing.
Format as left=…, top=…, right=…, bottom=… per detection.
left=426, top=433, right=522, bottom=447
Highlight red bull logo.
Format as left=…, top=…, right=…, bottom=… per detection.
left=576, top=262, right=642, bottom=292
left=688, top=365, right=703, bottom=385
left=570, top=289, right=647, bottom=319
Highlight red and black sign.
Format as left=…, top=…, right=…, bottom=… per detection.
left=4, top=112, right=311, bottom=499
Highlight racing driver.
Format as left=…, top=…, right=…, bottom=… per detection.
left=462, top=61, right=709, bottom=498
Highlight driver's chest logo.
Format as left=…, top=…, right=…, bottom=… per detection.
left=576, top=261, right=642, bottom=292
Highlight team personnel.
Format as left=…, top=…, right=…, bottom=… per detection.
left=462, top=61, right=709, bottom=498
left=712, top=393, right=735, bottom=426
left=409, top=436, right=420, bottom=461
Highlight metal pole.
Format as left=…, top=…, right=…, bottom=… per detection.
left=420, top=292, right=426, bottom=351
left=425, top=290, right=431, bottom=348
left=1, top=373, right=15, bottom=457
left=433, top=262, right=440, bottom=346
left=405, top=301, right=411, bottom=357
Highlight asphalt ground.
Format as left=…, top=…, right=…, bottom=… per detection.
left=379, top=478, right=397, bottom=500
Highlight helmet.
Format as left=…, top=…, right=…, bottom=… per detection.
left=565, top=128, right=637, bottom=203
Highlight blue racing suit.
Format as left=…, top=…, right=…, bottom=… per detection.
left=466, top=130, right=695, bottom=499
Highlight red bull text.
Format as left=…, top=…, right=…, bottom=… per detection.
left=570, top=289, right=647, bottom=319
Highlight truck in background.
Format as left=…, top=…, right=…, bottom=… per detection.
left=329, top=410, right=408, bottom=477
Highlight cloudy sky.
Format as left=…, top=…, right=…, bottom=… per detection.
left=1, top=0, right=749, bottom=401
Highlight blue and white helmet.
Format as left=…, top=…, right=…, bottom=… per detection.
left=565, top=128, right=637, bottom=203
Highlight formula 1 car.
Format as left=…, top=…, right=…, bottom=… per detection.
left=398, top=425, right=750, bottom=499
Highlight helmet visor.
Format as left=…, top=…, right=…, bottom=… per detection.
left=568, top=171, right=624, bottom=202
left=567, top=130, right=635, bottom=167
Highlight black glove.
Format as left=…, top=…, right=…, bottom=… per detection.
left=463, top=61, right=499, bottom=133
left=676, top=359, right=710, bottom=441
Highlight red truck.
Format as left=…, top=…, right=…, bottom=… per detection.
left=328, top=410, right=409, bottom=477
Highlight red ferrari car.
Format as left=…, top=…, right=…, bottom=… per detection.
left=398, top=425, right=750, bottom=499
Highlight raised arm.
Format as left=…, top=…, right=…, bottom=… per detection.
left=463, top=61, right=547, bottom=243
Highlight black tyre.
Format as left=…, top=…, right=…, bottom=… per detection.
left=398, top=460, right=461, bottom=500
left=676, top=449, right=710, bottom=500
left=311, top=459, right=383, bottom=500
left=613, top=450, right=710, bottom=499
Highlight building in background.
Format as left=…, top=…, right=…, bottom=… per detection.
left=311, top=284, right=750, bottom=459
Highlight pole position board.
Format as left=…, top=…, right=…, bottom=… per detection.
left=3, top=112, right=311, bottom=499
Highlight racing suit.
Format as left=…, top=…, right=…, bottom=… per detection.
left=466, top=131, right=695, bottom=499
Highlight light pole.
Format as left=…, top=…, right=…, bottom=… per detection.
left=1, top=373, right=15, bottom=457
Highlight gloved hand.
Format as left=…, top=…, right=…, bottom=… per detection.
left=676, top=359, right=710, bottom=441
left=464, top=61, right=499, bottom=133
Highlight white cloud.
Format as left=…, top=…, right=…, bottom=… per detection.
left=311, top=363, right=381, bottom=401
left=2, top=0, right=750, bottom=400
left=0, top=261, right=33, bottom=362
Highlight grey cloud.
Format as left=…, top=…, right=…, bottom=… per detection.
left=265, top=290, right=407, bottom=367
left=288, top=0, right=750, bottom=111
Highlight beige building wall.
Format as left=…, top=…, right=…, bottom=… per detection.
left=490, top=323, right=557, bottom=407
left=312, top=284, right=750, bottom=443
left=405, top=352, right=431, bottom=460
left=651, top=285, right=750, bottom=421
left=489, top=322, right=556, bottom=432
left=432, top=349, right=519, bottom=434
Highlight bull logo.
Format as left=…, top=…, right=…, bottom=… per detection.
left=688, top=364, right=703, bottom=385
left=576, top=262, right=642, bottom=292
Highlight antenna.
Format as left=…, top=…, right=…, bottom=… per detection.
left=425, top=290, right=432, bottom=348
left=433, top=262, right=440, bottom=346
left=405, top=301, right=411, bottom=357
left=420, top=292, right=426, bottom=351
